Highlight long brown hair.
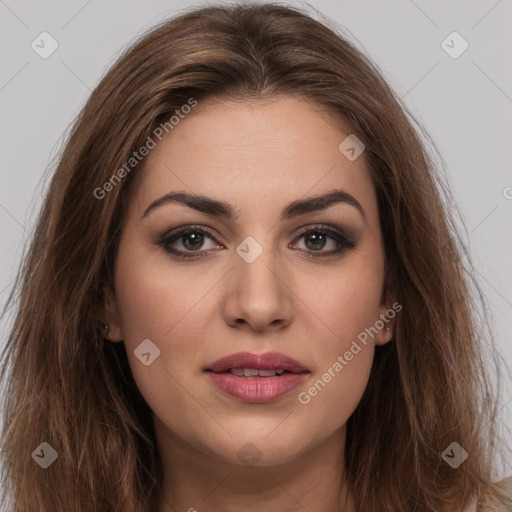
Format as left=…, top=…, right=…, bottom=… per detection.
left=1, top=3, right=510, bottom=511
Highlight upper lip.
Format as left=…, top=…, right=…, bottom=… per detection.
left=205, top=351, right=309, bottom=374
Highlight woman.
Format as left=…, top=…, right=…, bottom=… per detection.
left=1, top=3, right=510, bottom=511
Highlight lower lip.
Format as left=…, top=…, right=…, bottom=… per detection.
left=206, top=372, right=308, bottom=403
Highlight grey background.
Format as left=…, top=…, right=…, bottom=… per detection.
left=1, top=0, right=511, bottom=477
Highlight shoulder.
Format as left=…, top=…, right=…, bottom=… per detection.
left=470, top=476, right=512, bottom=512
left=495, top=476, right=512, bottom=510
left=498, top=475, right=512, bottom=492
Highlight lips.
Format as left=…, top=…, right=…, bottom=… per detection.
left=205, top=351, right=309, bottom=374
left=204, top=351, right=310, bottom=403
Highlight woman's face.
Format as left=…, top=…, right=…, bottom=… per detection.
left=104, top=96, right=393, bottom=467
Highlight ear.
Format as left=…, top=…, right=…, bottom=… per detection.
left=374, top=300, right=399, bottom=346
left=99, top=285, right=123, bottom=342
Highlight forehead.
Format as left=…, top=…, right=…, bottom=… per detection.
left=127, top=96, right=378, bottom=225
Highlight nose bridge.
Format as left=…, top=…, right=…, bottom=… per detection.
left=235, top=232, right=284, bottom=294
left=224, top=232, right=293, bottom=330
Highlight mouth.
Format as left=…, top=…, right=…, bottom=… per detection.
left=204, top=351, right=310, bottom=403
left=210, top=368, right=295, bottom=377
left=204, top=351, right=309, bottom=374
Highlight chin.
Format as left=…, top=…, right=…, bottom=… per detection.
left=203, top=429, right=312, bottom=468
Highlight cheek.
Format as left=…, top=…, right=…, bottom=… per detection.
left=112, top=242, right=219, bottom=409
left=303, top=252, right=384, bottom=351
left=113, top=237, right=220, bottom=342
left=297, top=344, right=374, bottom=438
left=297, top=279, right=378, bottom=433
left=294, top=252, right=383, bottom=424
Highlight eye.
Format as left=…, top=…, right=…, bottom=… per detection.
left=157, top=223, right=358, bottom=260
left=290, top=224, right=358, bottom=258
left=157, top=225, right=223, bottom=259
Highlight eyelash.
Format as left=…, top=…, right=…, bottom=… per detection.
left=156, top=224, right=358, bottom=260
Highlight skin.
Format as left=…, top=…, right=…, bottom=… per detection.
left=102, top=95, right=395, bottom=512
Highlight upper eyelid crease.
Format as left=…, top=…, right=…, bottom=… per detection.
left=158, top=224, right=358, bottom=258
left=141, top=189, right=366, bottom=223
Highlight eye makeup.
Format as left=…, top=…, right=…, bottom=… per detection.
left=155, top=222, right=360, bottom=260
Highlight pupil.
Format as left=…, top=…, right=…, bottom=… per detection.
left=180, top=232, right=327, bottom=251
left=183, top=232, right=203, bottom=250
left=306, top=233, right=326, bottom=251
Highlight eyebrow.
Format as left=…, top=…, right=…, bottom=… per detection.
left=141, top=189, right=365, bottom=222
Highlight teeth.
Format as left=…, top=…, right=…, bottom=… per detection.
left=229, top=368, right=286, bottom=377
left=258, top=369, right=277, bottom=377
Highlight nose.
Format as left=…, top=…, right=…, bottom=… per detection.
left=221, top=242, right=294, bottom=333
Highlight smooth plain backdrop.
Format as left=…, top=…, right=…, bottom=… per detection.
left=1, top=0, right=511, bottom=477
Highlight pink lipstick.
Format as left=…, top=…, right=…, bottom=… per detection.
left=204, top=351, right=309, bottom=403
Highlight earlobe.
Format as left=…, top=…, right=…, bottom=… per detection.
left=375, top=325, right=394, bottom=346
left=374, top=302, right=396, bottom=346
left=99, top=286, right=124, bottom=342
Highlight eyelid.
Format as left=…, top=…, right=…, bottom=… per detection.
left=158, top=224, right=221, bottom=243
left=293, top=223, right=358, bottom=244
left=156, top=222, right=359, bottom=259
